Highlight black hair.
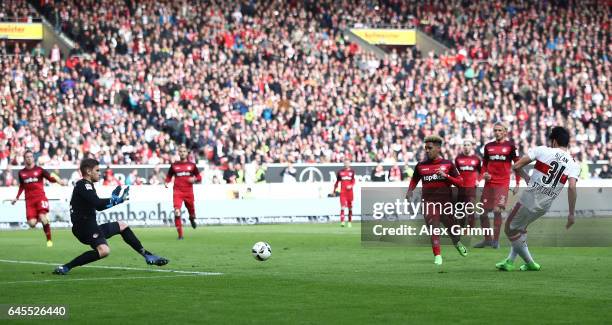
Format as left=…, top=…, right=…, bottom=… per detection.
left=79, top=158, right=99, bottom=175
left=548, top=126, right=570, bottom=147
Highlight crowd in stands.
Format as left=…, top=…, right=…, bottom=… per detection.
left=0, top=0, right=609, bottom=185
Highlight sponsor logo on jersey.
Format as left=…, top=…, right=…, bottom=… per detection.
left=176, top=172, right=191, bottom=177
left=85, top=184, right=93, bottom=190
left=23, top=177, right=39, bottom=184
left=341, top=176, right=352, bottom=181
left=490, top=154, right=507, bottom=161
left=459, top=166, right=475, bottom=171
left=423, top=174, right=444, bottom=182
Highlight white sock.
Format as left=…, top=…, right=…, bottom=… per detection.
left=510, top=233, right=534, bottom=264
left=506, top=246, right=517, bottom=262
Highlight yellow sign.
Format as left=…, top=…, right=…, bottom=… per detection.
left=350, top=29, right=416, bottom=45
left=0, top=23, right=43, bottom=40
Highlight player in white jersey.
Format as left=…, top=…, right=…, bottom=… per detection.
left=495, top=127, right=579, bottom=271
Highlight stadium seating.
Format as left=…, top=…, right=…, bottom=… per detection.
left=0, top=0, right=609, bottom=184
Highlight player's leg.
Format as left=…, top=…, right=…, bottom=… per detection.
left=496, top=203, right=540, bottom=271
left=441, top=214, right=468, bottom=257
left=466, top=188, right=476, bottom=228
left=185, top=193, right=197, bottom=229
left=38, top=213, right=53, bottom=247
left=474, top=186, right=494, bottom=247
left=425, top=211, right=443, bottom=264
left=491, top=187, right=508, bottom=249
left=339, top=195, right=347, bottom=227
left=54, top=225, right=110, bottom=275
left=104, top=221, right=169, bottom=266
left=173, top=192, right=184, bottom=239
left=347, top=192, right=353, bottom=228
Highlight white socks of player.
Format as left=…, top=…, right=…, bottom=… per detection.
left=510, top=233, right=534, bottom=264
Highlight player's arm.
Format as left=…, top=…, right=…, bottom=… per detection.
left=438, top=163, right=463, bottom=187
left=405, top=164, right=421, bottom=200
left=566, top=177, right=577, bottom=229
left=192, top=164, right=202, bottom=183
left=42, top=169, right=66, bottom=185
left=12, top=183, right=24, bottom=205
left=78, top=183, right=125, bottom=211
left=481, top=146, right=490, bottom=181
left=511, top=145, right=521, bottom=189
left=512, top=156, right=533, bottom=185
left=332, top=171, right=340, bottom=194
left=164, top=165, right=174, bottom=188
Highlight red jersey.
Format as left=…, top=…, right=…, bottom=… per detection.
left=17, top=166, right=56, bottom=200
left=409, top=157, right=463, bottom=202
left=166, top=161, right=202, bottom=192
left=334, top=168, right=355, bottom=193
left=455, top=154, right=482, bottom=188
left=482, top=140, right=520, bottom=187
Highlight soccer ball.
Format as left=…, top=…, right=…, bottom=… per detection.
left=252, top=242, right=272, bottom=261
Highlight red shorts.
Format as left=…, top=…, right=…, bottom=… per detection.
left=173, top=191, right=195, bottom=216
left=26, top=198, right=49, bottom=220
left=457, top=187, right=477, bottom=203
left=339, top=191, right=353, bottom=208
left=480, top=186, right=509, bottom=210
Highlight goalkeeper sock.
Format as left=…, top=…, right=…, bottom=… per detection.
left=120, top=227, right=145, bottom=255
left=479, top=213, right=492, bottom=241
left=65, top=250, right=101, bottom=269
left=175, top=217, right=183, bottom=237
left=510, top=233, right=534, bottom=264
left=493, top=212, right=503, bottom=241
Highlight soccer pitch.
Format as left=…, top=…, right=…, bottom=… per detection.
left=1, top=224, right=611, bottom=324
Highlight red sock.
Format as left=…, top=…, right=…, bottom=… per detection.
left=340, top=209, right=345, bottom=222
left=431, top=234, right=441, bottom=256
left=480, top=214, right=492, bottom=241
left=174, top=218, right=183, bottom=237
left=348, top=209, right=352, bottom=222
left=43, top=224, right=51, bottom=241
left=493, top=212, right=503, bottom=241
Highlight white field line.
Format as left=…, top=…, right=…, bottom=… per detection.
left=1, top=274, right=197, bottom=285
left=0, top=259, right=223, bottom=276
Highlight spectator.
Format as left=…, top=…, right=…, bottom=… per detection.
left=371, top=164, right=386, bottom=182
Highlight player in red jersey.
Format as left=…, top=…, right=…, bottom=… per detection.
left=405, top=136, right=468, bottom=265
left=455, top=139, right=482, bottom=228
left=474, top=123, right=520, bottom=249
left=165, top=145, right=202, bottom=239
left=11, top=150, right=66, bottom=247
left=332, top=160, right=355, bottom=227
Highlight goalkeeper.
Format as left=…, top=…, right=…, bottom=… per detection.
left=54, top=158, right=168, bottom=275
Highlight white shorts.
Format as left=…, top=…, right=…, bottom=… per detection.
left=507, top=202, right=546, bottom=232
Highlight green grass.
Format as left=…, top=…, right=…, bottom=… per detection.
left=1, top=223, right=611, bottom=324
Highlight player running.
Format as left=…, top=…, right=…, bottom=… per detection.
left=165, top=144, right=202, bottom=239
left=53, top=158, right=168, bottom=275
left=11, top=150, right=66, bottom=247
left=474, top=123, right=520, bottom=249
left=332, top=160, right=355, bottom=227
left=496, top=127, right=579, bottom=271
left=455, top=140, right=482, bottom=227
left=405, top=136, right=468, bottom=265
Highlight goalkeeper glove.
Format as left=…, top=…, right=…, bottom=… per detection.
left=110, top=186, right=126, bottom=206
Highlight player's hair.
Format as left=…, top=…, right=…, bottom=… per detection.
left=462, top=139, right=473, bottom=145
left=23, top=150, right=33, bottom=156
left=493, top=122, right=508, bottom=131
left=424, top=135, right=443, bottom=146
left=79, top=158, right=99, bottom=174
left=548, top=126, right=570, bottom=147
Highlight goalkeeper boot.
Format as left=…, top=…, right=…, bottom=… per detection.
left=519, top=261, right=541, bottom=271
left=495, top=258, right=515, bottom=271
left=53, top=265, right=70, bottom=275
left=145, top=253, right=169, bottom=266
left=434, top=255, right=443, bottom=265
left=455, top=242, right=468, bottom=257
